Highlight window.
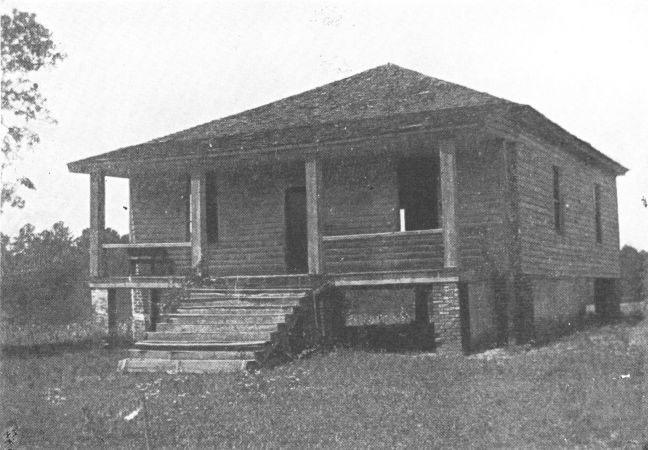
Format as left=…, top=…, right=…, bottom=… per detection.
left=206, top=171, right=218, bottom=242
left=594, top=184, right=602, bottom=243
left=552, top=166, right=564, bottom=233
left=397, top=157, right=440, bottom=231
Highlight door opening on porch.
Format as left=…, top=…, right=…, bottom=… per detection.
left=285, top=187, right=308, bottom=273
left=397, top=157, right=440, bottom=231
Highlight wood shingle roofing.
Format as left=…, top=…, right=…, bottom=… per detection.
left=68, top=63, right=627, bottom=175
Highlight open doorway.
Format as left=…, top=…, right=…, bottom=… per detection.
left=594, top=278, right=620, bottom=320
left=397, top=157, right=440, bottom=231
left=285, top=187, right=308, bottom=273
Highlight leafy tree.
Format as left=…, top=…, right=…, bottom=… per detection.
left=1, top=9, right=64, bottom=212
left=1, top=222, right=127, bottom=324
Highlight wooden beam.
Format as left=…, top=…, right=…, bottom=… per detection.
left=305, top=157, right=323, bottom=274
left=322, top=228, right=442, bottom=242
left=440, top=139, right=458, bottom=268
left=102, top=242, right=191, bottom=249
left=89, top=171, right=105, bottom=278
left=190, top=171, right=207, bottom=273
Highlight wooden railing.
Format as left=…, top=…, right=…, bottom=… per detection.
left=101, top=242, right=192, bottom=277
left=322, top=229, right=444, bottom=274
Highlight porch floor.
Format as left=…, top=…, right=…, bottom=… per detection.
left=89, top=268, right=458, bottom=290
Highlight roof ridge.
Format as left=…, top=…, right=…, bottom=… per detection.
left=150, top=63, right=504, bottom=144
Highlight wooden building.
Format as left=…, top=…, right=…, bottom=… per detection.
left=68, top=64, right=627, bottom=372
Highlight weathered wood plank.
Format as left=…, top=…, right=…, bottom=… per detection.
left=440, top=139, right=458, bottom=268
left=102, top=242, right=191, bottom=249
left=322, top=228, right=441, bottom=241
left=89, top=171, right=105, bottom=278
left=305, top=157, right=323, bottom=274
left=190, top=171, right=207, bottom=272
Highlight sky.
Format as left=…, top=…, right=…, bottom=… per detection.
left=2, top=0, right=647, bottom=249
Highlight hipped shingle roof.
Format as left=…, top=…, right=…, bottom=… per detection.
left=68, top=63, right=627, bottom=175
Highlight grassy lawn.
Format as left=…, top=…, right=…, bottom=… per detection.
left=1, top=320, right=647, bottom=449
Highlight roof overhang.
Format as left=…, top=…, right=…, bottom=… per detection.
left=486, top=105, right=628, bottom=176
left=68, top=103, right=628, bottom=178
left=67, top=105, right=495, bottom=176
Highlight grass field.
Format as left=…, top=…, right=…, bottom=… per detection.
left=1, top=319, right=647, bottom=449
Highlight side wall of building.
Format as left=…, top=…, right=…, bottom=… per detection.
left=514, top=134, right=621, bottom=339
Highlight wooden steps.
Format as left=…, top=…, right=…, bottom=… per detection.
left=119, top=276, right=328, bottom=373
left=119, top=358, right=254, bottom=373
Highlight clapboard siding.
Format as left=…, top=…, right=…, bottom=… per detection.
left=131, top=175, right=189, bottom=243
left=455, top=135, right=508, bottom=277
left=207, top=163, right=303, bottom=275
left=516, top=137, right=620, bottom=277
left=322, top=156, right=399, bottom=236
left=324, top=232, right=443, bottom=273
left=130, top=174, right=190, bottom=274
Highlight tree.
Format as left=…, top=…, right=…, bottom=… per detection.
left=1, top=222, right=128, bottom=323
left=1, top=9, right=64, bottom=212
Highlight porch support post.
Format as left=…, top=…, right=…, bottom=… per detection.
left=440, top=139, right=458, bottom=268
left=190, top=170, right=207, bottom=275
left=89, top=170, right=105, bottom=278
left=305, top=156, right=323, bottom=274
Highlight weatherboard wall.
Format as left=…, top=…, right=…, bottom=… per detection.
left=130, top=174, right=191, bottom=273
left=515, top=137, right=620, bottom=278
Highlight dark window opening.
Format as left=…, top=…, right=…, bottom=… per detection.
left=553, top=166, right=564, bottom=233
left=206, top=171, right=218, bottom=243
left=397, top=157, right=440, bottom=231
left=594, top=184, right=602, bottom=243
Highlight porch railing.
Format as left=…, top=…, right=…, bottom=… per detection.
left=100, top=242, right=192, bottom=278
left=322, top=229, right=444, bottom=274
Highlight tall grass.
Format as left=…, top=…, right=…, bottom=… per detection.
left=1, top=320, right=646, bottom=448
left=0, top=320, right=128, bottom=348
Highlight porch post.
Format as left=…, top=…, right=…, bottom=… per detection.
left=89, top=170, right=105, bottom=278
left=305, top=156, right=323, bottom=274
left=440, top=139, right=458, bottom=268
left=190, top=170, right=208, bottom=275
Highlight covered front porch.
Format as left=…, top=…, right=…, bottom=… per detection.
left=87, top=132, right=459, bottom=285
left=82, top=131, right=465, bottom=354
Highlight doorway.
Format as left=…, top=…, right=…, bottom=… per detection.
left=285, top=187, right=308, bottom=273
left=594, top=278, right=620, bottom=320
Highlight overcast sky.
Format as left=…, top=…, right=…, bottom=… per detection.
left=2, top=0, right=647, bottom=249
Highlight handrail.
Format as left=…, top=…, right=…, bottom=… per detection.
left=322, top=228, right=442, bottom=242
left=102, top=242, right=191, bottom=249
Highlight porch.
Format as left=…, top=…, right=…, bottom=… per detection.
left=87, top=134, right=459, bottom=282
left=83, top=133, right=465, bottom=366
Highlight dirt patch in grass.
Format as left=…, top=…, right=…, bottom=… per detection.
left=1, top=322, right=647, bottom=448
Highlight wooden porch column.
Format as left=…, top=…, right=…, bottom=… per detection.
left=305, top=156, right=323, bottom=274
left=190, top=171, right=207, bottom=274
left=440, top=139, right=458, bottom=268
left=89, top=170, right=105, bottom=278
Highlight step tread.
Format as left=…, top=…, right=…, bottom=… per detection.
left=120, top=358, right=253, bottom=373
left=156, top=323, right=279, bottom=333
left=133, top=340, right=269, bottom=351
left=128, top=349, right=258, bottom=360
left=175, top=306, right=296, bottom=313
left=146, top=331, right=274, bottom=338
